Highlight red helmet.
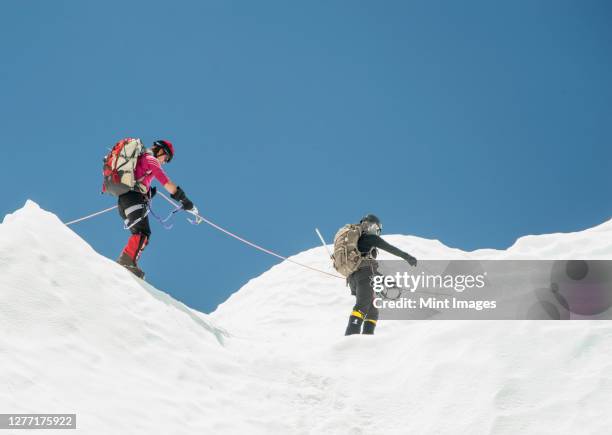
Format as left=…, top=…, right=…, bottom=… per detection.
left=153, top=140, right=174, bottom=162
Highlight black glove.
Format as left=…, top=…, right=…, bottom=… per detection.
left=405, top=254, right=417, bottom=267
left=171, top=186, right=194, bottom=211
left=148, top=186, right=157, bottom=199
left=181, top=198, right=194, bottom=211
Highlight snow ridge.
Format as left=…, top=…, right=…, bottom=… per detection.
left=1, top=201, right=611, bottom=434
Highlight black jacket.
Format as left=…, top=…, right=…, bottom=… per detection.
left=357, top=234, right=413, bottom=262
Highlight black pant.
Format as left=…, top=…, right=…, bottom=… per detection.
left=348, top=266, right=379, bottom=322
left=118, top=191, right=151, bottom=237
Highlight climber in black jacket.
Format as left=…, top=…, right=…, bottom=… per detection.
left=345, top=214, right=417, bottom=336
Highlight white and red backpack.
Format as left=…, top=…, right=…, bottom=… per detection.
left=101, top=138, right=149, bottom=196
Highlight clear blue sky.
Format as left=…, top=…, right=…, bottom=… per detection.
left=2, top=0, right=610, bottom=313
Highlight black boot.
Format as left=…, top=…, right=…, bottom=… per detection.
left=362, top=319, right=377, bottom=335
left=345, top=313, right=364, bottom=335
left=117, top=252, right=146, bottom=279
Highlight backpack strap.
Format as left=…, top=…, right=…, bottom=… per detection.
left=134, top=149, right=155, bottom=187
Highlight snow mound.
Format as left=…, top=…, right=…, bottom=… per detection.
left=0, top=201, right=230, bottom=433
left=2, top=201, right=612, bottom=434
left=212, top=224, right=612, bottom=434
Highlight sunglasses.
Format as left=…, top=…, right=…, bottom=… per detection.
left=154, top=141, right=173, bottom=163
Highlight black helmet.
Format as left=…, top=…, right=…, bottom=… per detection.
left=360, top=214, right=382, bottom=235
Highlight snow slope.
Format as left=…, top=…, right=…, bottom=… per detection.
left=1, top=201, right=611, bottom=434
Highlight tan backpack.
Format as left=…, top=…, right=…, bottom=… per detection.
left=332, top=224, right=364, bottom=277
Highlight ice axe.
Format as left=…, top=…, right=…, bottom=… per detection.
left=315, top=228, right=333, bottom=259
